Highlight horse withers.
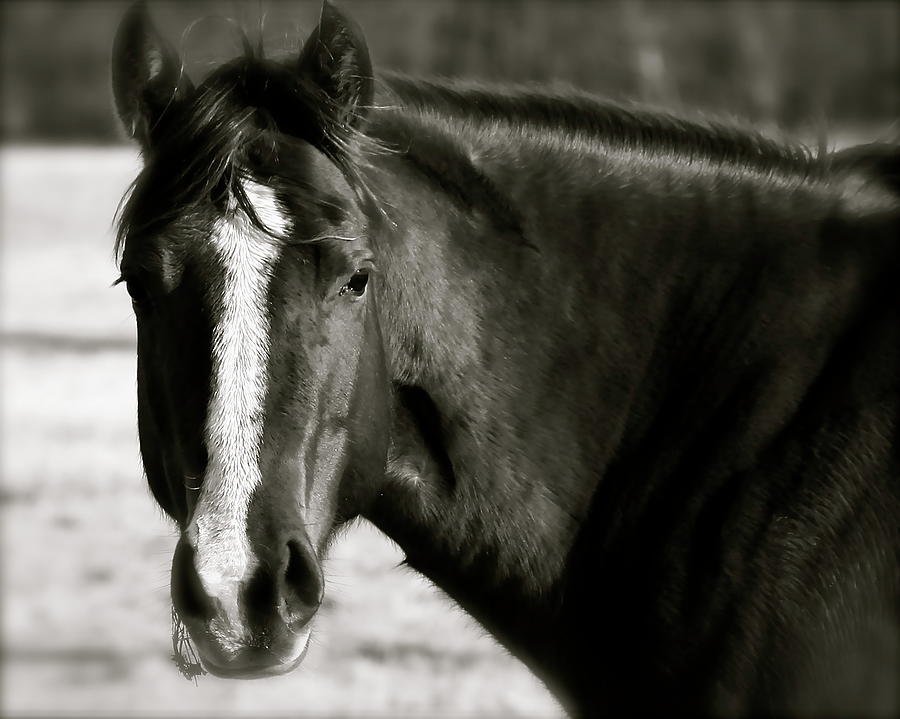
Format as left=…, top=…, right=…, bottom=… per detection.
left=111, top=2, right=900, bottom=715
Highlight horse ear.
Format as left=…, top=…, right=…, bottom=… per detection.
left=298, top=1, right=374, bottom=129
left=111, top=1, right=192, bottom=150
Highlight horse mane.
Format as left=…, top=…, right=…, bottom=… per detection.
left=117, top=33, right=875, bottom=263
left=376, top=73, right=821, bottom=179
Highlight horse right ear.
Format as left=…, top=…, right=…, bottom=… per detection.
left=111, top=1, right=192, bottom=150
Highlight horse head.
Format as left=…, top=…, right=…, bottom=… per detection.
left=111, top=1, right=391, bottom=678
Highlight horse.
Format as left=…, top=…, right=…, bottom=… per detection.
left=110, top=2, right=900, bottom=715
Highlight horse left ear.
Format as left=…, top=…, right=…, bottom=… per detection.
left=298, top=1, right=374, bottom=130
left=111, top=1, right=193, bottom=150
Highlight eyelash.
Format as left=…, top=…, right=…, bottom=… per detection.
left=114, top=274, right=149, bottom=306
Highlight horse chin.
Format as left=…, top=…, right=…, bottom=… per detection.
left=195, top=625, right=313, bottom=680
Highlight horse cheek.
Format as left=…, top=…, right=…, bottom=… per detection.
left=334, top=301, right=391, bottom=522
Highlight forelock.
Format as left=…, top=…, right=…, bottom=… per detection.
left=114, top=54, right=383, bottom=264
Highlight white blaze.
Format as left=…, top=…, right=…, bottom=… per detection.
left=193, top=180, right=286, bottom=593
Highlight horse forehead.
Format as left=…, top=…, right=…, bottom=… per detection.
left=230, top=181, right=290, bottom=238
left=185, top=181, right=289, bottom=294
left=210, top=181, right=286, bottom=247
left=204, top=180, right=288, bottom=311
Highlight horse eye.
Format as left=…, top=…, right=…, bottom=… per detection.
left=340, top=270, right=369, bottom=297
left=125, top=279, right=149, bottom=306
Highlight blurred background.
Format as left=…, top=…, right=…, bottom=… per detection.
left=1, top=1, right=898, bottom=717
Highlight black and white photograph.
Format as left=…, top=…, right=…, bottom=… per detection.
left=2, top=1, right=898, bottom=716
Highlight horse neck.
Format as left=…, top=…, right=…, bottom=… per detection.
left=355, top=98, right=896, bottom=667
left=358, top=117, right=591, bottom=664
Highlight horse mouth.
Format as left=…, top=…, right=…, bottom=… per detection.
left=193, top=624, right=313, bottom=680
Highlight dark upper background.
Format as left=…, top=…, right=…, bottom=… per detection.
left=2, top=0, right=898, bottom=144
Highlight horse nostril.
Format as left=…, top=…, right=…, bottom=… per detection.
left=171, top=540, right=215, bottom=622
left=282, top=538, right=324, bottom=621
left=243, top=565, right=277, bottom=621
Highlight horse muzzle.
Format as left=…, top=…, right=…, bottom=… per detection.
left=194, top=624, right=312, bottom=679
left=170, top=533, right=323, bottom=679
